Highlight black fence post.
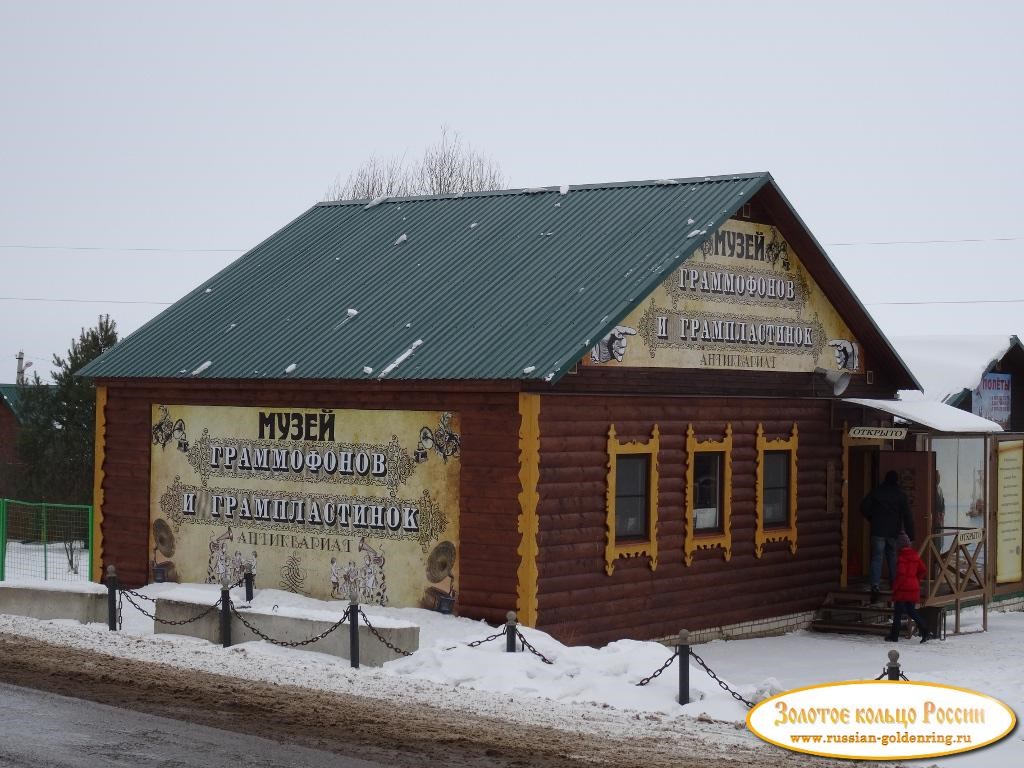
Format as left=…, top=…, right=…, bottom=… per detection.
left=349, top=597, right=360, bottom=668
left=220, top=576, right=232, bottom=648
left=243, top=562, right=254, bottom=603
left=105, top=564, right=118, bottom=631
left=505, top=610, right=517, bottom=654
left=677, top=629, right=690, bottom=705
left=886, top=649, right=901, bottom=681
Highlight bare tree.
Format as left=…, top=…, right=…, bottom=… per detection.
left=326, top=127, right=505, bottom=201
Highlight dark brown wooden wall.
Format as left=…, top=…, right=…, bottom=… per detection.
left=534, top=394, right=845, bottom=647
left=97, top=379, right=522, bottom=623
left=0, top=404, right=20, bottom=497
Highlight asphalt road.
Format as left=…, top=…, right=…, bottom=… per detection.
left=0, top=682, right=380, bottom=768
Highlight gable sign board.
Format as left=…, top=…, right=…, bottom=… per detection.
left=149, top=404, right=460, bottom=609
left=586, top=219, right=861, bottom=374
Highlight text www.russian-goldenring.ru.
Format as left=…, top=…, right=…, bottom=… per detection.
left=790, top=732, right=973, bottom=747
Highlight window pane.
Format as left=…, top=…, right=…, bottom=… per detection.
left=764, top=451, right=789, bottom=526
left=694, top=452, right=722, bottom=531
left=616, top=454, right=649, bottom=539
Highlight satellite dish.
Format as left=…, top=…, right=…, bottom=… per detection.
left=815, top=367, right=851, bottom=396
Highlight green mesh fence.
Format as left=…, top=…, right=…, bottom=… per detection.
left=0, top=499, right=93, bottom=582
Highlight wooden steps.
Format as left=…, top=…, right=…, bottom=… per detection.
left=811, top=588, right=897, bottom=636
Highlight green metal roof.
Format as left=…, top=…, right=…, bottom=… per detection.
left=0, top=384, right=22, bottom=420
left=80, top=173, right=773, bottom=382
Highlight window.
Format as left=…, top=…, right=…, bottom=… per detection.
left=763, top=451, right=790, bottom=526
left=605, top=424, right=660, bottom=574
left=694, top=453, right=723, bottom=531
left=684, top=424, right=733, bottom=565
left=755, top=423, right=798, bottom=558
left=615, top=454, right=650, bottom=539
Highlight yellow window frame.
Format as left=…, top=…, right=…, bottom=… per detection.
left=684, top=424, right=733, bottom=566
left=755, top=422, right=799, bottom=558
left=604, top=424, right=660, bottom=575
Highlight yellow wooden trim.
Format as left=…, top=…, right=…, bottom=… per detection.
left=604, top=423, right=660, bottom=575
left=840, top=422, right=850, bottom=588
left=684, top=424, right=733, bottom=566
left=515, top=393, right=541, bottom=627
left=754, top=422, right=799, bottom=558
left=91, top=385, right=107, bottom=583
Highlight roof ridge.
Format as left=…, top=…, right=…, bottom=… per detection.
left=315, top=171, right=771, bottom=208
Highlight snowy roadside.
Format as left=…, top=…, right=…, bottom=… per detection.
left=1, top=580, right=1022, bottom=767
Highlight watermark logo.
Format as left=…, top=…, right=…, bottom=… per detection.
left=747, top=681, right=1016, bottom=760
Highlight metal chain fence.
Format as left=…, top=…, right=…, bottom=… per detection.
left=118, top=588, right=222, bottom=628
left=688, top=649, right=754, bottom=709
left=636, top=649, right=679, bottom=686
left=514, top=629, right=553, bottom=664
left=465, top=630, right=506, bottom=648
left=229, top=602, right=349, bottom=648
left=0, top=499, right=92, bottom=582
left=358, top=608, right=413, bottom=657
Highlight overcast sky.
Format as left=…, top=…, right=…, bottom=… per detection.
left=2, top=2, right=1021, bottom=381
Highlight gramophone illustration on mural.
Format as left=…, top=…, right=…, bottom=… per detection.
left=423, top=540, right=457, bottom=613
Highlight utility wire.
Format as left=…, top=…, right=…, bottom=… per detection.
left=0, top=296, right=171, bottom=305
left=0, top=236, right=1021, bottom=252
left=2, top=295, right=1023, bottom=307
left=827, top=236, right=1023, bottom=247
left=0, top=244, right=241, bottom=253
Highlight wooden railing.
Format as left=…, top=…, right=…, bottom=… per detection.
left=920, top=527, right=989, bottom=634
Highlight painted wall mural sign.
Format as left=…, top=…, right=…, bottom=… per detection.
left=973, top=372, right=1011, bottom=430
left=586, top=219, right=861, bottom=374
left=149, top=404, right=460, bottom=609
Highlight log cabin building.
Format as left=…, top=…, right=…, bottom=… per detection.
left=81, top=172, right=978, bottom=647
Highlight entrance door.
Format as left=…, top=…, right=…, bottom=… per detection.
left=879, top=451, right=934, bottom=544
left=846, top=447, right=876, bottom=581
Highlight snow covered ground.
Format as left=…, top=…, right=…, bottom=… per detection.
left=0, top=579, right=1021, bottom=766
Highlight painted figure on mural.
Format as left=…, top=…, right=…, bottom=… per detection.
left=205, top=528, right=234, bottom=584
left=341, top=560, right=361, bottom=600
left=358, top=537, right=388, bottom=605
left=933, top=470, right=946, bottom=539
left=329, top=557, right=341, bottom=598
left=860, top=470, right=915, bottom=603
left=231, top=550, right=244, bottom=584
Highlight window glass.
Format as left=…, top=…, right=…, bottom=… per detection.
left=615, top=454, right=649, bottom=539
left=764, top=450, right=790, bottom=526
left=694, top=452, right=722, bottom=531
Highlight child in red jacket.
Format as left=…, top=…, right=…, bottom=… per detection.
left=886, top=532, right=929, bottom=643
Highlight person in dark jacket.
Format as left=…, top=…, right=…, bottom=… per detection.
left=861, top=470, right=915, bottom=602
left=886, top=532, right=929, bottom=643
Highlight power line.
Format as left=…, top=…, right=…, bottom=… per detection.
left=0, top=296, right=171, bottom=306
left=866, top=298, right=1024, bottom=306
left=0, top=235, right=1021, bottom=253
left=0, top=244, right=242, bottom=253
left=1, top=295, right=1023, bottom=308
left=827, top=236, right=1023, bottom=247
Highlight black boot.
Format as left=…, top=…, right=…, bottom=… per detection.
left=919, top=630, right=929, bottom=644
left=870, top=587, right=881, bottom=603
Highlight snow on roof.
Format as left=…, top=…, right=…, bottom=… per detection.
left=890, top=335, right=1017, bottom=403
left=845, top=398, right=1003, bottom=433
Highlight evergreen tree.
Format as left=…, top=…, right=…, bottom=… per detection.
left=12, top=315, right=117, bottom=504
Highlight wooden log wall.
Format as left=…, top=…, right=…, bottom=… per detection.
left=0, top=403, right=20, bottom=497
left=535, top=394, right=845, bottom=647
left=96, top=379, right=522, bottom=624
